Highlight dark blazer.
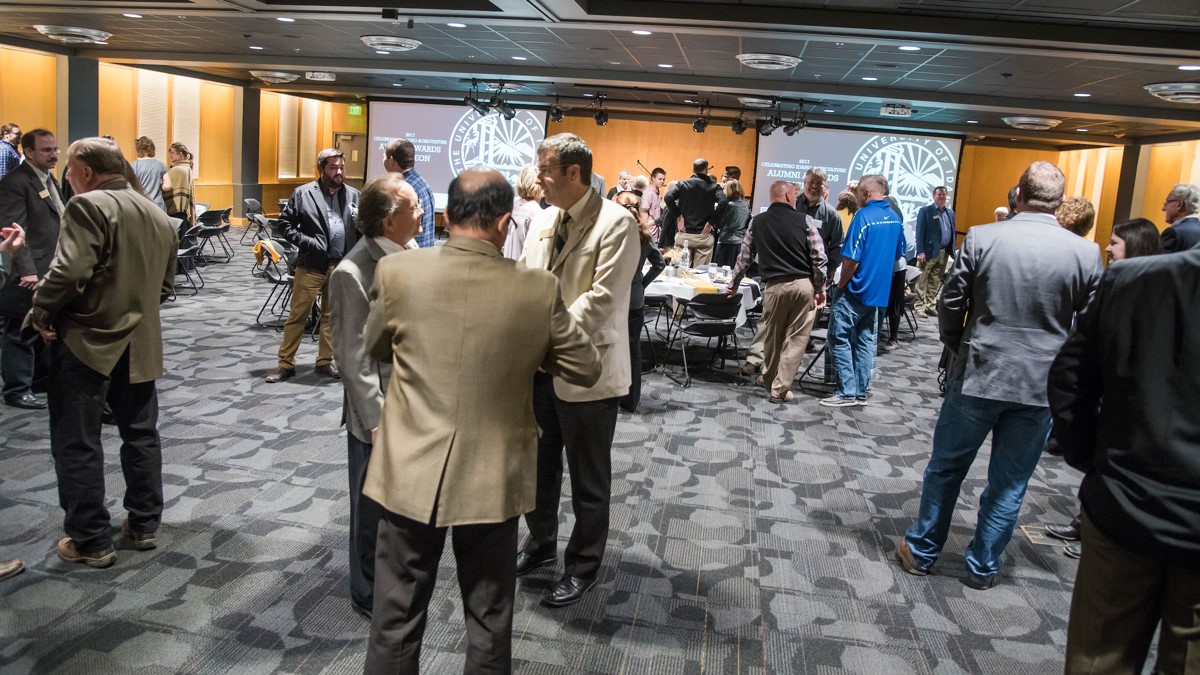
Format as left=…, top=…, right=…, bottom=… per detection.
left=915, top=203, right=956, bottom=259
left=0, top=162, right=63, bottom=278
left=279, top=180, right=360, bottom=272
left=661, top=173, right=728, bottom=236
left=1049, top=249, right=1200, bottom=558
left=1161, top=214, right=1200, bottom=253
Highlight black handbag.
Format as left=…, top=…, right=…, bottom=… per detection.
left=0, top=279, right=32, bottom=321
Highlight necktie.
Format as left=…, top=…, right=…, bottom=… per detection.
left=46, top=176, right=64, bottom=214
left=552, top=213, right=570, bottom=264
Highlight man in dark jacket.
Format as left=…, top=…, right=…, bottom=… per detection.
left=266, top=148, right=360, bottom=383
left=1048, top=248, right=1200, bottom=675
left=659, top=158, right=727, bottom=266
left=1159, top=183, right=1200, bottom=253
left=913, top=185, right=956, bottom=316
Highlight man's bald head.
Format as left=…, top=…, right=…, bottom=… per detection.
left=446, top=167, right=514, bottom=248
left=768, top=180, right=795, bottom=206
left=693, top=158, right=709, bottom=175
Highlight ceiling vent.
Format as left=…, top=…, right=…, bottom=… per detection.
left=483, top=82, right=522, bottom=92
left=737, top=96, right=775, bottom=109
left=360, top=35, right=422, bottom=52
left=250, top=70, right=299, bottom=84
left=33, top=25, right=111, bottom=44
left=736, top=53, right=801, bottom=70
left=1144, top=82, right=1200, bottom=104
left=1002, top=116, right=1061, bottom=130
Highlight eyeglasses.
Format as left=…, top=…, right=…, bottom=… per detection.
left=536, top=163, right=573, bottom=176
left=1164, top=198, right=1182, bottom=206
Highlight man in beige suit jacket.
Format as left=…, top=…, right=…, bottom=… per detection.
left=361, top=168, right=600, bottom=674
left=517, top=133, right=641, bottom=608
left=329, top=172, right=421, bottom=620
left=26, top=137, right=177, bottom=569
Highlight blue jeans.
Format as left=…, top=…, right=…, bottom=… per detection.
left=904, top=374, right=1052, bottom=579
left=829, top=292, right=878, bottom=399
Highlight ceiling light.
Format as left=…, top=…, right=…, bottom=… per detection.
left=594, top=109, right=609, bottom=126
left=1074, top=92, right=1091, bottom=97
left=492, top=97, right=517, bottom=120
left=756, top=116, right=781, bottom=136
left=392, top=83, right=403, bottom=87
left=683, top=99, right=695, bottom=104
left=376, top=51, right=389, bottom=55
left=1002, top=116, right=1062, bottom=130
left=736, top=53, right=802, bottom=70
left=583, top=93, right=594, bottom=97
left=783, top=116, right=807, bottom=136
left=1178, top=65, right=1200, bottom=71
left=512, top=56, right=527, bottom=61
left=483, top=82, right=522, bottom=92
left=361, top=35, right=422, bottom=52
left=738, top=97, right=774, bottom=109
left=609, top=61, right=620, bottom=65
left=249, top=45, right=264, bottom=50
left=967, top=120, right=979, bottom=124
left=898, top=45, right=921, bottom=51
left=693, top=116, right=708, bottom=133
left=277, top=17, right=295, bottom=23
left=123, top=13, right=142, bottom=19
left=250, top=70, right=299, bottom=84
left=464, top=83, right=492, bottom=115
left=549, top=102, right=565, bottom=122
left=1144, top=82, right=1200, bottom=103
left=731, top=117, right=748, bottom=135
left=658, top=64, right=673, bottom=68
left=1076, top=128, right=1089, bottom=132
left=447, top=22, right=467, bottom=28
left=862, top=76, right=878, bottom=81
left=823, top=109, right=835, bottom=113
left=33, top=25, right=112, bottom=45
left=632, top=30, right=652, bottom=36
left=94, top=41, right=108, bottom=45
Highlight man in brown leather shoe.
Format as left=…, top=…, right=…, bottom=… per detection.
left=0, top=558, right=24, bottom=580
left=266, top=148, right=359, bottom=383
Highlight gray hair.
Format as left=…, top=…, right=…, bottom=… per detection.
left=537, top=133, right=592, bottom=184
left=631, top=175, right=649, bottom=192
left=804, top=167, right=828, bottom=182
left=67, top=136, right=127, bottom=177
left=1169, top=183, right=1200, bottom=214
left=858, top=174, right=889, bottom=197
left=1018, top=161, right=1065, bottom=213
left=358, top=172, right=411, bottom=238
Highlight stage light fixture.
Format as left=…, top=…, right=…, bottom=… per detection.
left=756, top=115, right=781, bottom=136
left=731, top=117, right=748, bottom=135
left=465, top=94, right=491, bottom=116
left=492, top=97, right=517, bottom=120
left=692, top=116, right=708, bottom=133
left=783, top=117, right=806, bottom=135
left=549, top=96, right=565, bottom=122
left=594, top=109, right=609, bottom=126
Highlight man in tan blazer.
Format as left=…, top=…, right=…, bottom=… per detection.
left=362, top=167, right=600, bottom=674
left=26, top=137, right=177, bottom=569
left=517, top=133, right=641, bottom=608
left=329, top=172, right=421, bottom=620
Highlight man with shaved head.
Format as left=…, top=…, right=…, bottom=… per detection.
left=727, top=180, right=827, bottom=404
left=363, top=166, right=600, bottom=672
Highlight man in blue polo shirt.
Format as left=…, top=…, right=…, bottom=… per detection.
left=822, top=174, right=905, bottom=407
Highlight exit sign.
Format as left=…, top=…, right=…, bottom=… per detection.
left=348, top=105, right=363, bottom=116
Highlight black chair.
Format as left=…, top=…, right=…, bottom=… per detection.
left=196, top=207, right=235, bottom=263
left=798, top=328, right=837, bottom=392
left=664, top=292, right=742, bottom=387
left=240, top=198, right=263, bottom=245
left=255, top=240, right=294, bottom=328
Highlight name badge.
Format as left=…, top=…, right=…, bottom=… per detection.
left=38, top=189, right=49, bottom=199
left=932, top=214, right=940, bottom=220
left=539, top=228, right=555, bottom=239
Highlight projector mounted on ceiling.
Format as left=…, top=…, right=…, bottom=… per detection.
left=736, top=53, right=802, bottom=70
left=360, top=35, right=422, bottom=52
left=1002, top=116, right=1062, bottom=130
left=251, top=70, right=299, bottom=84
left=34, top=25, right=111, bottom=44
left=1144, top=82, right=1200, bottom=104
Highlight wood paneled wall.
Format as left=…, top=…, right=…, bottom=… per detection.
left=97, top=63, right=137, bottom=160
left=956, top=144, right=1060, bottom=229
left=548, top=114, right=758, bottom=198
left=1138, top=141, right=1200, bottom=231
left=0, top=46, right=58, bottom=153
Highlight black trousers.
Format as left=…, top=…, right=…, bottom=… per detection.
left=348, top=432, right=382, bottom=609
left=49, top=342, right=162, bottom=554
left=1, top=315, right=36, bottom=398
left=365, top=510, right=517, bottom=675
left=523, top=371, right=619, bottom=580
left=620, top=306, right=644, bottom=412
left=712, top=242, right=740, bottom=269
left=882, top=269, right=906, bottom=342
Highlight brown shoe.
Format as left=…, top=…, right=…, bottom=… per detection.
left=0, top=558, right=24, bottom=581
left=122, top=518, right=158, bottom=551
left=315, top=362, right=341, bottom=380
left=265, top=366, right=296, bottom=383
left=57, top=537, right=116, bottom=569
left=894, top=539, right=930, bottom=576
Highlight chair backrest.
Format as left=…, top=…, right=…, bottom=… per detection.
left=180, top=225, right=203, bottom=248
left=686, top=292, right=742, bottom=322
left=196, top=209, right=223, bottom=228
left=243, top=198, right=262, bottom=216
left=219, top=206, right=233, bottom=225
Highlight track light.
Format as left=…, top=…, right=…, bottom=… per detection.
left=731, top=117, right=748, bottom=135
left=692, top=116, right=708, bottom=133
left=594, top=109, right=609, bottom=126
left=783, top=117, right=806, bottom=136
left=756, top=115, right=781, bottom=136
left=465, top=95, right=491, bottom=116
left=492, top=97, right=516, bottom=120
left=549, top=102, right=564, bottom=122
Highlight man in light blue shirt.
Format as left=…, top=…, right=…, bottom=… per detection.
left=822, top=174, right=905, bottom=407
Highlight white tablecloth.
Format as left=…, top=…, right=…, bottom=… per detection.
left=645, top=274, right=759, bottom=326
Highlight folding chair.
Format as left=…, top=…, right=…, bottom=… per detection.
left=664, top=292, right=742, bottom=387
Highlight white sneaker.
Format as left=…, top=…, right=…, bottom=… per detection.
left=819, top=396, right=858, bottom=408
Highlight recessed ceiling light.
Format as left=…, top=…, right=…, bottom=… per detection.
left=392, top=83, right=403, bottom=87
left=658, top=63, right=673, bottom=68
left=967, top=120, right=979, bottom=124
left=835, top=42, right=845, bottom=47
left=249, top=45, right=264, bottom=50
left=609, top=61, right=620, bottom=65
left=1074, top=92, right=1091, bottom=97
left=632, top=30, right=652, bottom=36
left=447, top=22, right=466, bottom=28
left=123, top=13, right=142, bottom=19
left=276, top=17, right=294, bottom=23
left=376, top=50, right=389, bottom=55
left=862, top=76, right=878, bottom=81
left=1178, top=65, right=1200, bottom=71
left=898, top=45, right=921, bottom=51
left=512, top=56, right=527, bottom=60
left=683, top=99, right=695, bottom=104
left=823, top=109, right=834, bottom=113
left=1076, top=128, right=1089, bottom=132
left=94, top=41, right=108, bottom=45
left=583, top=93, right=594, bottom=97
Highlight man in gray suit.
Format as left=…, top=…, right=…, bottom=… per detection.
left=328, top=172, right=421, bottom=620
left=895, top=161, right=1102, bottom=590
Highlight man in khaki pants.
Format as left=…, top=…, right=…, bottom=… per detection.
left=266, top=149, right=359, bottom=383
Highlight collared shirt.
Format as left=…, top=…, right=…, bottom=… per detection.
left=404, top=168, right=436, bottom=248
left=938, top=207, right=955, bottom=248
left=730, top=202, right=828, bottom=291
left=27, top=162, right=63, bottom=214
left=843, top=199, right=906, bottom=307
left=372, top=235, right=418, bottom=255
left=640, top=186, right=662, bottom=221
left=322, top=186, right=347, bottom=260
left=0, top=140, right=19, bottom=181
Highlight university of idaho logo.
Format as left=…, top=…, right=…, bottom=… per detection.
left=849, top=135, right=958, bottom=223
left=449, top=110, right=545, bottom=185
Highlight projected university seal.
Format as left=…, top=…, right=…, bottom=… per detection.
left=850, top=135, right=958, bottom=223
left=449, top=110, right=545, bottom=185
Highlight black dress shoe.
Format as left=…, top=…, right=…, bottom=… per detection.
left=1045, top=522, right=1080, bottom=541
left=351, top=600, right=372, bottom=621
left=515, top=549, right=555, bottom=577
left=4, top=393, right=46, bottom=410
left=541, top=574, right=596, bottom=608
left=1063, top=542, right=1082, bottom=559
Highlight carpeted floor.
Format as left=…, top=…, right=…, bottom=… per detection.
left=0, top=228, right=1090, bottom=674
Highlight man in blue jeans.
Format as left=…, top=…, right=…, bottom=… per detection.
left=821, top=174, right=904, bottom=407
left=895, top=161, right=1102, bottom=590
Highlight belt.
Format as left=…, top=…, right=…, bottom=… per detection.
left=765, top=274, right=809, bottom=286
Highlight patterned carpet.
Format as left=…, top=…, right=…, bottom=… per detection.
left=0, top=228, right=1089, bottom=674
